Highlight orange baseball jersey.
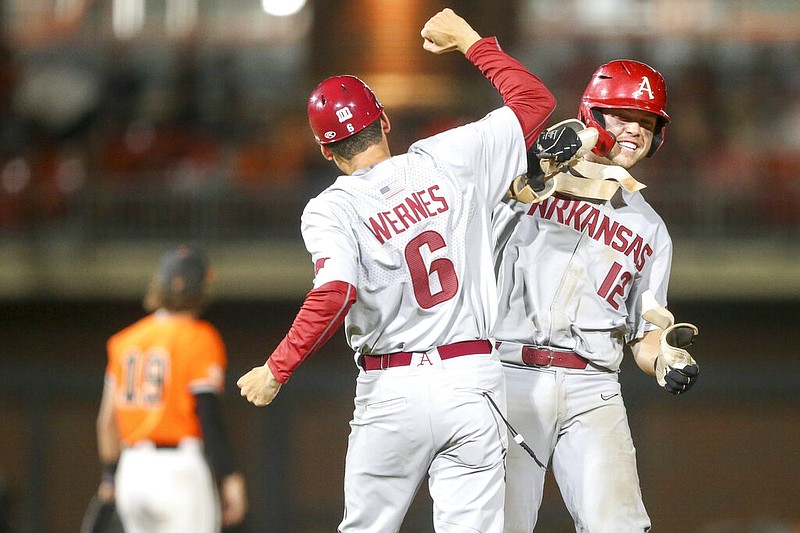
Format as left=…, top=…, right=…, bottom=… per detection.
left=106, top=312, right=227, bottom=446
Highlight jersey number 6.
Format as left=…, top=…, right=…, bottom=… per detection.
left=404, top=230, right=459, bottom=309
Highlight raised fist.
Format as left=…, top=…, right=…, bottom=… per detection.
left=534, top=126, right=581, bottom=163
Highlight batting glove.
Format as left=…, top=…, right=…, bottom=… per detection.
left=655, top=323, right=700, bottom=395
left=517, top=127, right=576, bottom=197
left=533, top=126, right=581, bottom=163
left=523, top=151, right=547, bottom=192
left=663, top=363, right=699, bottom=395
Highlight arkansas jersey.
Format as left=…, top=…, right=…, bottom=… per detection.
left=492, top=190, right=673, bottom=371
left=302, top=106, right=527, bottom=356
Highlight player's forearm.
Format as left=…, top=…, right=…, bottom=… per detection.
left=96, top=383, right=122, bottom=465
left=267, top=280, right=357, bottom=383
left=467, top=37, right=556, bottom=148
left=195, top=392, right=237, bottom=478
left=630, top=328, right=661, bottom=376
left=97, top=424, right=121, bottom=464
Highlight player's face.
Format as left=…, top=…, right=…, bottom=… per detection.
left=587, top=108, right=657, bottom=169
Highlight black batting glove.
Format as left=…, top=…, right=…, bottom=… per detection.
left=663, top=363, right=699, bottom=395
left=523, top=149, right=547, bottom=193
left=533, top=126, right=581, bottom=163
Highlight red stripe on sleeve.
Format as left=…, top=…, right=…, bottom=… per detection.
left=267, top=280, right=356, bottom=383
left=466, top=37, right=556, bottom=148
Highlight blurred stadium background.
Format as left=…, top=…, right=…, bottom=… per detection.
left=0, top=0, right=799, bottom=532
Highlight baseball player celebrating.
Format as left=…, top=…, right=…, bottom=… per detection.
left=237, top=8, right=555, bottom=532
left=94, top=245, right=247, bottom=533
left=492, top=60, right=700, bottom=532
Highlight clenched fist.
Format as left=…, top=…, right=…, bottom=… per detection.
left=421, top=8, right=481, bottom=55
left=534, top=126, right=582, bottom=163
left=237, top=363, right=283, bottom=406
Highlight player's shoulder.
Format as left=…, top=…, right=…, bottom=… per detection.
left=410, top=107, right=517, bottom=150
left=622, top=190, right=666, bottom=224
left=186, top=318, right=224, bottom=341
left=302, top=185, right=358, bottom=231
left=172, top=319, right=226, bottom=363
left=304, top=174, right=360, bottom=208
left=108, top=314, right=153, bottom=345
left=621, top=190, right=673, bottom=247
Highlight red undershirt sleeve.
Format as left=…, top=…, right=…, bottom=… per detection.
left=266, top=280, right=357, bottom=383
left=466, top=36, right=556, bottom=148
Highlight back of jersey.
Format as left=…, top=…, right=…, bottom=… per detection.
left=301, top=107, right=527, bottom=355
left=106, top=313, right=226, bottom=446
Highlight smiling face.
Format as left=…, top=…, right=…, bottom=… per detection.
left=585, top=108, right=658, bottom=170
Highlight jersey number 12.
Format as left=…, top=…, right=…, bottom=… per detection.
left=597, top=261, right=633, bottom=310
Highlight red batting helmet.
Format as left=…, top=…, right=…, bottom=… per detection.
left=307, top=75, right=384, bottom=145
left=578, top=60, right=670, bottom=157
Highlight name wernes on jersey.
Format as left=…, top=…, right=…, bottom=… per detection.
left=365, top=184, right=450, bottom=244
left=529, top=197, right=653, bottom=272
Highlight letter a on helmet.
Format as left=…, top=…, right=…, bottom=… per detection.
left=307, top=75, right=384, bottom=145
left=578, top=60, right=670, bottom=157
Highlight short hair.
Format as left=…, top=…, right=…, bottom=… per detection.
left=326, top=119, right=383, bottom=160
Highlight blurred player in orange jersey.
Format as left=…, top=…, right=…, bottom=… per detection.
left=94, top=245, right=247, bottom=533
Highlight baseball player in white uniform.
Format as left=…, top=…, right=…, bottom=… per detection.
left=492, top=60, right=700, bottom=532
left=237, top=8, right=555, bottom=533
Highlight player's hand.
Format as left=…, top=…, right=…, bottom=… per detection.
left=524, top=149, right=548, bottom=192
left=237, top=363, right=282, bottom=406
left=662, top=364, right=699, bottom=395
left=654, top=323, right=699, bottom=395
left=534, top=126, right=581, bottom=163
left=220, top=472, right=248, bottom=527
left=97, top=480, right=115, bottom=502
left=421, top=8, right=481, bottom=55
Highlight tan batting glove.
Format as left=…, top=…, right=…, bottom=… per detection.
left=641, top=290, right=700, bottom=395
left=237, top=362, right=282, bottom=406
left=655, top=323, right=700, bottom=394
left=421, top=8, right=482, bottom=55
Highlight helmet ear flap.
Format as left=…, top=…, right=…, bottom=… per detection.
left=646, top=120, right=665, bottom=157
left=584, top=108, right=616, bottom=157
